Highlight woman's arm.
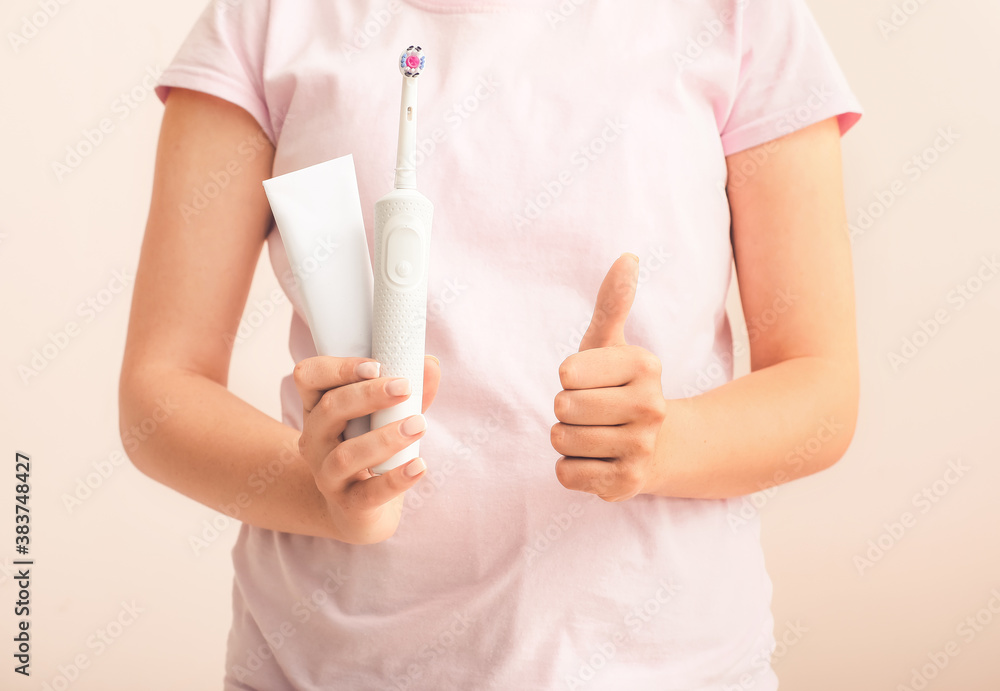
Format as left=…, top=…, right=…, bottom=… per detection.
left=122, top=87, right=443, bottom=543
left=654, top=116, right=860, bottom=498
left=119, top=87, right=339, bottom=536
left=552, top=116, right=860, bottom=500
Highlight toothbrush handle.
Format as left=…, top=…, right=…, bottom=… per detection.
left=369, top=191, right=434, bottom=475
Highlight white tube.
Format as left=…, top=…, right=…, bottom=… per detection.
left=262, top=154, right=373, bottom=441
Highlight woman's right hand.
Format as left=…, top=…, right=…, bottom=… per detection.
left=292, top=354, right=442, bottom=544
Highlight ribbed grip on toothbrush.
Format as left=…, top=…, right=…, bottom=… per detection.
left=369, top=191, right=434, bottom=475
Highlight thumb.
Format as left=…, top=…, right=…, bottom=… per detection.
left=578, top=253, right=639, bottom=351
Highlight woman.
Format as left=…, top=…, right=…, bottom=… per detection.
left=119, top=0, right=862, bottom=687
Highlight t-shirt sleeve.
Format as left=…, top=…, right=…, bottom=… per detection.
left=154, top=0, right=274, bottom=144
left=718, top=0, right=862, bottom=156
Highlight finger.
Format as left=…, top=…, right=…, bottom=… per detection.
left=317, top=413, right=427, bottom=484
left=344, top=457, right=427, bottom=510
left=421, top=355, right=441, bottom=414
left=300, top=376, right=414, bottom=460
left=559, top=344, right=661, bottom=390
left=294, top=356, right=382, bottom=413
left=578, top=252, right=639, bottom=351
left=550, top=422, right=634, bottom=459
left=554, top=386, right=659, bottom=426
left=554, top=456, right=639, bottom=501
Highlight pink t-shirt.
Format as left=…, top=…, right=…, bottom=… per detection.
left=157, top=1, right=861, bottom=688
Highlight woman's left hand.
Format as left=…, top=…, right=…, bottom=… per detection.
left=551, top=253, right=670, bottom=502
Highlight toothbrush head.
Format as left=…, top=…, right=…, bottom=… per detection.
left=399, top=45, right=425, bottom=78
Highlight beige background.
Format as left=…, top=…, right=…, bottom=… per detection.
left=1, top=0, right=998, bottom=689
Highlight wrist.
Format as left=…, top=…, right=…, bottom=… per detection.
left=279, top=432, right=346, bottom=541
left=645, top=396, right=691, bottom=498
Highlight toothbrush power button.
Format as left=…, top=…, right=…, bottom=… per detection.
left=385, top=225, right=422, bottom=287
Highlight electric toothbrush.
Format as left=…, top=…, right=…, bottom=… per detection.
left=369, top=46, right=434, bottom=476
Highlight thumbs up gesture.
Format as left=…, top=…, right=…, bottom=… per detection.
left=551, top=253, right=669, bottom=502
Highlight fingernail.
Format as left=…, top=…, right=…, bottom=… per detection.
left=386, top=378, right=411, bottom=396
left=427, top=354, right=440, bottom=366
left=400, top=414, right=426, bottom=437
left=620, top=252, right=639, bottom=264
left=356, top=361, right=380, bottom=379
left=404, top=457, right=426, bottom=477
